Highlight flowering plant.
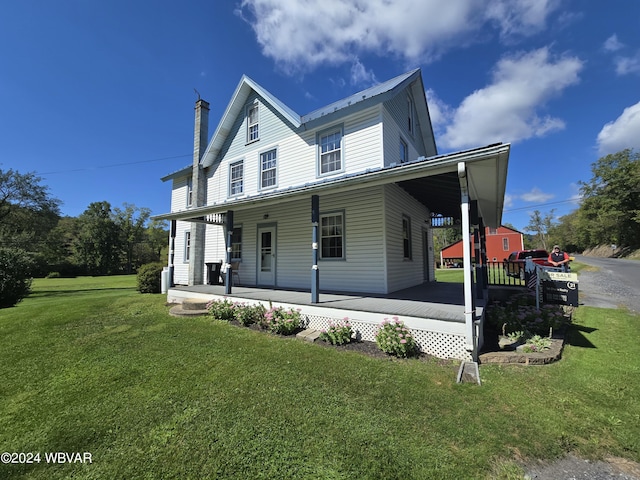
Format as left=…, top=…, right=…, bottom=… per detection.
left=234, top=302, right=267, bottom=326
left=375, top=317, right=417, bottom=358
left=486, top=292, right=567, bottom=337
left=207, top=298, right=237, bottom=321
left=319, top=318, right=353, bottom=345
left=262, top=306, right=302, bottom=335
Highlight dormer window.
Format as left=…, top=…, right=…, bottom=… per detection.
left=247, top=103, right=259, bottom=143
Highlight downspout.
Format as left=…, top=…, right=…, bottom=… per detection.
left=458, top=162, right=477, bottom=359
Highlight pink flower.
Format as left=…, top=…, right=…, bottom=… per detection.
left=400, top=339, right=407, bottom=344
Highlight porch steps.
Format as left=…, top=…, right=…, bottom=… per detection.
left=169, top=298, right=210, bottom=317
left=296, top=328, right=322, bottom=343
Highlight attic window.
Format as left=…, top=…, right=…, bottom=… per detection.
left=407, top=95, right=415, bottom=134
left=247, top=103, right=259, bottom=143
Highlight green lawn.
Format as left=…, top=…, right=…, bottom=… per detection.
left=1, top=276, right=639, bottom=479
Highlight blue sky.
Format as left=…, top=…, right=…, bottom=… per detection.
left=1, top=0, right=639, bottom=231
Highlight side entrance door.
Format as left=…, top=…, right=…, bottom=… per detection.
left=257, top=225, right=276, bottom=286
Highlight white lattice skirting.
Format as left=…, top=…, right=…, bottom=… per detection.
left=168, top=291, right=473, bottom=361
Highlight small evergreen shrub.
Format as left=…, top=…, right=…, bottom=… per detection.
left=0, top=247, right=35, bottom=308
left=136, top=262, right=165, bottom=294
left=375, top=317, right=418, bottom=358
left=319, top=318, right=354, bottom=345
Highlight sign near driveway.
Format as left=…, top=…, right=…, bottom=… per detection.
left=540, top=271, right=579, bottom=306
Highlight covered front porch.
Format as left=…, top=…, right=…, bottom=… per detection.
left=167, top=281, right=485, bottom=361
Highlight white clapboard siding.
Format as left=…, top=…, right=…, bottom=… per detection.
left=170, top=176, right=189, bottom=212
left=172, top=220, right=191, bottom=285
left=382, top=103, right=422, bottom=167
left=383, top=183, right=432, bottom=292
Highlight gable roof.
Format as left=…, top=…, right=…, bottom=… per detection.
left=200, top=69, right=436, bottom=169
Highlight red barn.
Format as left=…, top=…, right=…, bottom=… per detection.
left=440, top=226, right=524, bottom=267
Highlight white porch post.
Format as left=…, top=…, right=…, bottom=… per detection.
left=458, top=162, right=477, bottom=358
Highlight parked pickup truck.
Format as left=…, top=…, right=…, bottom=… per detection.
left=503, top=249, right=553, bottom=279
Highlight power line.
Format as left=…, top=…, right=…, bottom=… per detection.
left=37, top=154, right=191, bottom=176
left=503, top=198, right=581, bottom=213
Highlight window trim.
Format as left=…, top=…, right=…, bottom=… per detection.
left=502, top=237, right=509, bottom=251
left=402, top=215, right=412, bottom=260
left=186, top=176, right=193, bottom=207
left=231, top=225, right=242, bottom=261
left=319, top=210, right=345, bottom=260
left=399, top=137, right=408, bottom=164
left=246, top=102, right=259, bottom=144
left=184, top=231, right=191, bottom=263
left=317, top=125, right=344, bottom=177
left=407, top=95, right=415, bottom=135
left=228, top=159, right=244, bottom=197
left=259, top=147, right=278, bottom=190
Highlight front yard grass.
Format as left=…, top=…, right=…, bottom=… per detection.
left=0, top=276, right=638, bottom=479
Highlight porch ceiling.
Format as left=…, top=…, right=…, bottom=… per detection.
left=398, top=172, right=461, bottom=221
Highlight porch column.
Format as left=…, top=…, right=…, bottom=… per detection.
left=225, top=210, right=234, bottom=295
left=479, top=217, right=489, bottom=294
left=311, top=195, right=319, bottom=303
left=169, top=220, right=176, bottom=287
left=458, top=162, right=477, bottom=358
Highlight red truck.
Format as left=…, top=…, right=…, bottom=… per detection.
left=503, top=249, right=553, bottom=280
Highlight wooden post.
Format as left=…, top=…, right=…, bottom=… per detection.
left=311, top=195, right=319, bottom=303
left=225, top=210, right=234, bottom=295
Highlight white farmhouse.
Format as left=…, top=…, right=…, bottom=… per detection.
left=155, top=69, right=510, bottom=362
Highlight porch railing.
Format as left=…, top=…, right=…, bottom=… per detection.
left=484, top=261, right=526, bottom=286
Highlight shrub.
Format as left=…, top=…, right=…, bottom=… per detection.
left=486, top=292, right=567, bottom=337
left=234, top=302, right=267, bottom=326
left=262, top=306, right=302, bottom=335
left=207, top=298, right=237, bottom=322
left=521, top=334, right=553, bottom=353
left=319, top=318, right=354, bottom=345
left=375, top=317, right=418, bottom=358
left=0, top=247, right=35, bottom=308
left=46, top=272, right=61, bottom=279
left=136, top=262, right=165, bottom=294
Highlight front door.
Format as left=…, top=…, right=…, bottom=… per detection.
left=257, top=225, right=276, bottom=286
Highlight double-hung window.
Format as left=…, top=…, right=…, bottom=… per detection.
left=186, top=177, right=193, bottom=207
left=320, top=212, right=344, bottom=259
left=503, top=237, right=509, bottom=251
left=231, top=226, right=242, bottom=261
left=229, top=160, right=244, bottom=196
left=247, top=103, right=259, bottom=143
left=402, top=216, right=412, bottom=259
left=184, top=231, right=191, bottom=262
left=319, top=128, right=342, bottom=175
left=260, top=149, right=277, bottom=189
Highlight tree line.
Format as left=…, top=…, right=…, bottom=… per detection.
left=1, top=168, right=167, bottom=306
left=524, top=149, right=640, bottom=254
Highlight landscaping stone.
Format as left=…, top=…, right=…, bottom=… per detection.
left=296, top=328, right=322, bottom=343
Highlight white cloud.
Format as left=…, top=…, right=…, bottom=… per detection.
left=596, top=101, right=640, bottom=155
left=520, top=187, right=555, bottom=203
left=425, top=88, right=454, bottom=137
left=484, top=0, right=561, bottom=38
left=236, top=0, right=561, bottom=73
left=350, top=59, right=378, bottom=87
left=614, top=53, right=640, bottom=75
left=603, top=34, right=624, bottom=52
left=440, top=47, right=583, bottom=149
